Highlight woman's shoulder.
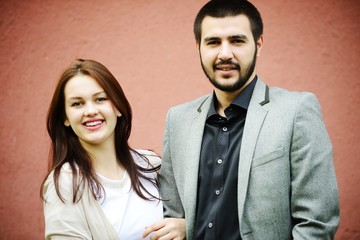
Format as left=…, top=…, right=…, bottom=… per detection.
left=44, top=163, right=80, bottom=194
left=131, top=149, right=161, bottom=168
left=45, top=162, right=72, bottom=181
left=43, top=163, right=78, bottom=202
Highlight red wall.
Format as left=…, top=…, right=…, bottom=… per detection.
left=0, top=0, right=359, bottom=239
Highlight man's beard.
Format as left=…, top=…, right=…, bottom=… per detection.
left=200, top=49, right=257, bottom=92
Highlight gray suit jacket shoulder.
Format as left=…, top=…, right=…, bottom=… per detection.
left=159, top=78, right=340, bottom=240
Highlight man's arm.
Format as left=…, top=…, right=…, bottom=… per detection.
left=290, top=93, right=340, bottom=239
left=159, top=109, right=185, bottom=218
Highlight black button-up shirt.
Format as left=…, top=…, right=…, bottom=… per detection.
left=194, top=77, right=257, bottom=240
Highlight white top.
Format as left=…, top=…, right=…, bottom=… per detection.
left=97, top=151, right=163, bottom=239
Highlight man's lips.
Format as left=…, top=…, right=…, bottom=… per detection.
left=214, top=63, right=240, bottom=71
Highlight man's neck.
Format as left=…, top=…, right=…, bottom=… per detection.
left=214, top=75, right=256, bottom=116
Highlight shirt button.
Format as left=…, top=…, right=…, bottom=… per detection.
left=217, top=159, right=223, bottom=164
left=222, top=127, right=228, bottom=132
left=208, top=223, right=213, bottom=228
left=215, top=190, right=220, bottom=195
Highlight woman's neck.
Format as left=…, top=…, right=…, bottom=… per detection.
left=82, top=141, right=125, bottom=180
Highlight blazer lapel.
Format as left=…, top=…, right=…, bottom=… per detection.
left=184, top=95, right=212, bottom=231
left=237, top=79, right=269, bottom=224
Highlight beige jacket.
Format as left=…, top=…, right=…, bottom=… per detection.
left=43, top=150, right=160, bottom=240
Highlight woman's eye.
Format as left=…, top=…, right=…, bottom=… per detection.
left=96, top=97, right=107, bottom=102
left=71, top=102, right=82, bottom=107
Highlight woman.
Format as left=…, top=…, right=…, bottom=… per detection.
left=40, top=59, right=172, bottom=239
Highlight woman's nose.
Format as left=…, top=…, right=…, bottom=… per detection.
left=84, top=103, right=99, bottom=116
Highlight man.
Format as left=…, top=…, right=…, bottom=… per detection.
left=146, top=0, right=340, bottom=239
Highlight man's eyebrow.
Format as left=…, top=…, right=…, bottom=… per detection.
left=203, top=34, right=249, bottom=42
left=203, top=36, right=220, bottom=42
left=229, top=34, right=248, bottom=39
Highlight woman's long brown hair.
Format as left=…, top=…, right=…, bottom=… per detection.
left=40, top=59, right=160, bottom=203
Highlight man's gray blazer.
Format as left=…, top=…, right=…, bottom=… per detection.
left=159, top=78, right=340, bottom=239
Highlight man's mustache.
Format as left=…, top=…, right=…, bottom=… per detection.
left=214, top=60, right=240, bottom=70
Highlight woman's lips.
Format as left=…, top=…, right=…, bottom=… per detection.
left=83, top=119, right=104, bottom=129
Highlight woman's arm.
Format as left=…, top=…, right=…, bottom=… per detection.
left=43, top=167, right=92, bottom=239
left=142, top=218, right=186, bottom=240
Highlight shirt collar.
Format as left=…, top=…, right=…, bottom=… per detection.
left=208, top=75, right=258, bottom=118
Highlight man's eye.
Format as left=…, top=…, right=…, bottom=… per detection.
left=232, top=39, right=244, bottom=44
left=207, top=41, right=220, bottom=45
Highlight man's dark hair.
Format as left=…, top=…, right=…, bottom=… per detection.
left=194, top=0, right=263, bottom=43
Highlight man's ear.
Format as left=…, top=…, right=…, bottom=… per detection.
left=256, top=35, right=264, bottom=57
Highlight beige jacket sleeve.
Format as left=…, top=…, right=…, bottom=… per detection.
left=43, top=163, right=119, bottom=240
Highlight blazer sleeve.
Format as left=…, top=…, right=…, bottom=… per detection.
left=159, top=108, right=185, bottom=218
left=290, top=93, right=340, bottom=239
left=43, top=167, right=93, bottom=240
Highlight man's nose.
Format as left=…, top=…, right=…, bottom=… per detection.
left=218, top=44, right=233, bottom=61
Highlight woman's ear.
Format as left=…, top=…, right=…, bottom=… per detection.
left=64, top=119, right=70, bottom=127
left=116, top=109, right=122, bottom=117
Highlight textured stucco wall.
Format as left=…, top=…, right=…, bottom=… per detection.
left=0, top=0, right=359, bottom=239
